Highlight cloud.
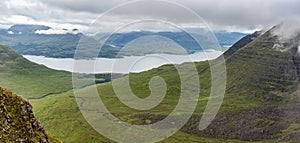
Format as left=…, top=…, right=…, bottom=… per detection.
left=271, top=19, right=300, bottom=52
left=35, top=28, right=79, bottom=35
left=0, top=0, right=299, bottom=33
left=39, top=0, right=127, bottom=13
left=184, top=0, right=300, bottom=31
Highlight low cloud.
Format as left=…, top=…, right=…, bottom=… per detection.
left=272, top=20, right=300, bottom=43
left=35, top=28, right=79, bottom=35
left=271, top=19, right=300, bottom=52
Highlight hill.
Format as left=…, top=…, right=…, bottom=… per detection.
left=8, top=24, right=50, bottom=35
left=0, top=44, right=73, bottom=99
left=0, top=44, right=102, bottom=99
left=0, top=87, right=60, bottom=142
left=196, top=27, right=300, bottom=141
left=30, top=26, right=300, bottom=142
left=0, top=44, right=113, bottom=141
left=98, top=30, right=245, bottom=48
left=97, top=30, right=246, bottom=55
left=0, top=24, right=119, bottom=58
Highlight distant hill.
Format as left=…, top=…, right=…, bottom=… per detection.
left=0, top=25, right=246, bottom=58
left=8, top=24, right=50, bottom=35
left=0, top=87, right=60, bottom=142
left=98, top=30, right=246, bottom=49
left=97, top=30, right=246, bottom=55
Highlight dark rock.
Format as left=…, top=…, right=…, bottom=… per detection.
left=0, top=87, right=50, bottom=143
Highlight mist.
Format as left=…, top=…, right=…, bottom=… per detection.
left=271, top=20, right=300, bottom=52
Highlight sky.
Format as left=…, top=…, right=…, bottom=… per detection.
left=0, top=0, right=299, bottom=34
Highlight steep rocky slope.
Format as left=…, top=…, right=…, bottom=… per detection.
left=0, top=87, right=60, bottom=142
left=192, top=27, right=300, bottom=141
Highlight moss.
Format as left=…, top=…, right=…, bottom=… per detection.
left=0, top=87, right=60, bottom=142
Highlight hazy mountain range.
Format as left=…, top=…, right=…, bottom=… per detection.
left=0, top=24, right=246, bottom=58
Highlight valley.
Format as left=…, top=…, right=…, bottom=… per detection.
left=1, top=25, right=300, bottom=142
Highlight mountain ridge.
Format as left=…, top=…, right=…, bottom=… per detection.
left=0, top=24, right=246, bottom=58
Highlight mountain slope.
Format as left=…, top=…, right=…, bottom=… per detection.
left=224, top=31, right=262, bottom=58
left=0, top=87, right=60, bottom=142
left=0, top=44, right=73, bottom=99
left=30, top=27, right=300, bottom=142
left=226, top=30, right=299, bottom=99
left=196, top=27, right=300, bottom=141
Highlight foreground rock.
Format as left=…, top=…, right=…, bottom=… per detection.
left=0, top=87, right=57, bottom=142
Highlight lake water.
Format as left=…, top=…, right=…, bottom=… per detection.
left=23, top=50, right=223, bottom=74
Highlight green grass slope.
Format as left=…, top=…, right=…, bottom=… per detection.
left=226, top=30, right=299, bottom=99
left=0, top=44, right=73, bottom=99
left=30, top=28, right=300, bottom=142
left=1, top=26, right=299, bottom=142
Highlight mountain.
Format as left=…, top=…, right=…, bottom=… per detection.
left=29, top=26, right=300, bottom=142
left=196, top=27, right=300, bottom=141
left=0, top=87, right=60, bottom=142
left=224, top=30, right=262, bottom=58
left=8, top=24, right=50, bottom=35
left=97, top=30, right=246, bottom=54
left=0, top=25, right=246, bottom=59
left=0, top=43, right=104, bottom=99
left=0, top=25, right=83, bottom=58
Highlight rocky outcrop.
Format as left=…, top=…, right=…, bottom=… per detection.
left=0, top=87, right=50, bottom=142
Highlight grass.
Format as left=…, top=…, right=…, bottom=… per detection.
left=30, top=87, right=264, bottom=143
left=0, top=44, right=74, bottom=99
left=30, top=29, right=300, bottom=142
left=0, top=44, right=111, bottom=99
left=2, top=28, right=300, bottom=142
left=29, top=62, right=283, bottom=142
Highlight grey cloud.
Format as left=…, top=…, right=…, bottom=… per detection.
left=39, top=0, right=128, bottom=13
left=0, top=0, right=300, bottom=32
left=183, top=0, right=300, bottom=30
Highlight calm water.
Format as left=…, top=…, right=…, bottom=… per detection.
left=23, top=50, right=223, bottom=74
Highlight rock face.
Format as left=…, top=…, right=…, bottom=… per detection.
left=226, top=30, right=299, bottom=98
left=223, top=28, right=300, bottom=140
left=180, top=27, right=300, bottom=142
left=0, top=87, right=50, bottom=142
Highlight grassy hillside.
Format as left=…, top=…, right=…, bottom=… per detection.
left=31, top=86, right=256, bottom=143
left=0, top=44, right=73, bottom=99
left=2, top=26, right=300, bottom=142
left=30, top=29, right=300, bottom=142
